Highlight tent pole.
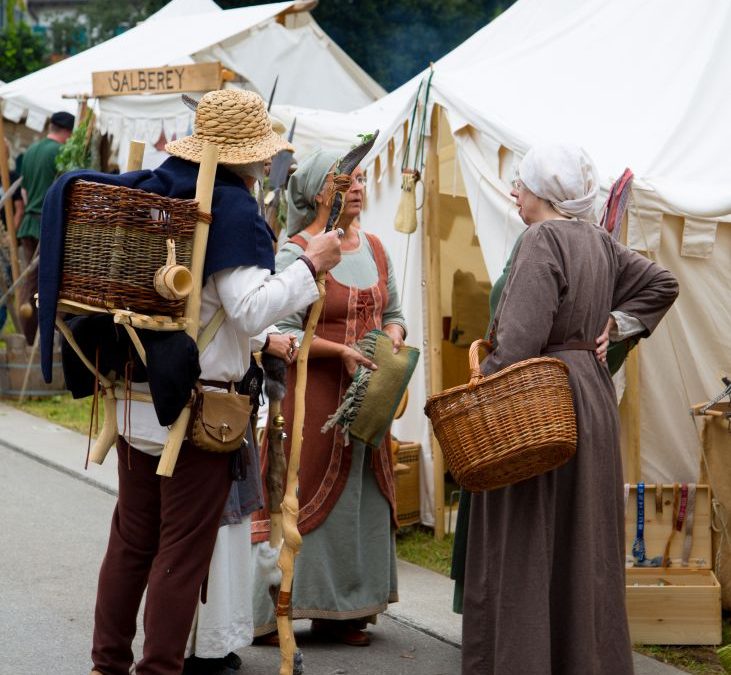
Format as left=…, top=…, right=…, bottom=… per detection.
left=621, top=349, right=642, bottom=483
left=619, top=212, right=642, bottom=482
left=423, top=103, right=445, bottom=539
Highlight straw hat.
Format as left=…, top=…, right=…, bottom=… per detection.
left=166, top=89, right=294, bottom=165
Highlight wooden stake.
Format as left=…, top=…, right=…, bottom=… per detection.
left=126, top=140, right=145, bottom=172
left=423, top=104, right=445, bottom=540
left=0, top=110, right=20, bottom=287
left=157, top=142, right=218, bottom=477
left=55, top=316, right=119, bottom=463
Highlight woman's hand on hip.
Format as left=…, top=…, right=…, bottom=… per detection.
left=595, top=316, right=616, bottom=364
left=383, top=323, right=405, bottom=354
left=341, top=345, right=377, bottom=378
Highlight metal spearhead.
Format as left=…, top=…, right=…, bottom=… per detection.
left=325, top=130, right=379, bottom=232
left=267, top=75, right=279, bottom=111
left=182, top=94, right=199, bottom=112
left=268, top=118, right=297, bottom=190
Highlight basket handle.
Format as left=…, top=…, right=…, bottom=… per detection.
left=468, top=339, right=492, bottom=386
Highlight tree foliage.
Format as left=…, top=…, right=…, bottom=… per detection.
left=0, top=21, right=46, bottom=82
left=83, top=0, right=168, bottom=45
left=48, top=15, right=87, bottom=57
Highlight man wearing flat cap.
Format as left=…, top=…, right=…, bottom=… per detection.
left=18, top=110, right=74, bottom=344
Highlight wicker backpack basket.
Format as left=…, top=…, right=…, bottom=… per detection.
left=60, top=180, right=201, bottom=316
left=424, top=339, right=577, bottom=492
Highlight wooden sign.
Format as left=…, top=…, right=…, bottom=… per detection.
left=92, top=62, right=222, bottom=98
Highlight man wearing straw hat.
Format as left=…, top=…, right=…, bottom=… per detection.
left=89, top=89, right=342, bottom=675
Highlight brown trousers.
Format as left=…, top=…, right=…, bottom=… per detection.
left=92, top=440, right=232, bottom=675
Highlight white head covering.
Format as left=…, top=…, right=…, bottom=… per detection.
left=518, top=143, right=599, bottom=222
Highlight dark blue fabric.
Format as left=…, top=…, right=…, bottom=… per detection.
left=39, top=156, right=275, bottom=381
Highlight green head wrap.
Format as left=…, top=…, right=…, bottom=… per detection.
left=286, top=149, right=340, bottom=236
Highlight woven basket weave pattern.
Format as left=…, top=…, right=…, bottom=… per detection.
left=165, top=89, right=293, bottom=164
left=425, top=341, right=577, bottom=492
left=60, top=181, right=200, bottom=315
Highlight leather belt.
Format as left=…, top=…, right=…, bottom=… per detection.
left=542, top=341, right=596, bottom=353
left=199, top=378, right=236, bottom=392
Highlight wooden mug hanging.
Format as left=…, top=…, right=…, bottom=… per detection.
left=154, top=238, right=193, bottom=300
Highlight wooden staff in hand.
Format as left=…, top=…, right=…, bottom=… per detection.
left=276, top=132, right=379, bottom=675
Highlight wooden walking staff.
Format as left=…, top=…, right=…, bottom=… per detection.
left=276, top=132, right=379, bottom=675
left=157, top=141, right=218, bottom=477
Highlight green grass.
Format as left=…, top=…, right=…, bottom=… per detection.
left=7, top=392, right=102, bottom=435
left=634, top=617, right=731, bottom=674
left=396, top=525, right=454, bottom=577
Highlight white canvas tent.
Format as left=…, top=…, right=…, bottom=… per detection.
left=271, top=0, right=731, bottom=529
left=0, top=0, right=384, bottom=167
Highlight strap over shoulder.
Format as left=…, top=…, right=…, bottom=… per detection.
left=198, top=306, right=226, bottom=352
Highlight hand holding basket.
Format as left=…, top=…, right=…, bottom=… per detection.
left=424, top=339, right=577, bottom=492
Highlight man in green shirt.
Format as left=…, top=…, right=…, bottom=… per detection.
left=17, top=110, right=74, bottom=344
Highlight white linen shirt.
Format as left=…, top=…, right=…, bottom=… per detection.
left=116, top=259, right=318, bottom=455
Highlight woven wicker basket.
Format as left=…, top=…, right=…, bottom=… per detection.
left=425, top=339, right=577, bottom=492
left=60, top=180, right=201, bottom=316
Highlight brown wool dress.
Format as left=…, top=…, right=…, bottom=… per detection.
left=462, top=220, right=679, bottom=675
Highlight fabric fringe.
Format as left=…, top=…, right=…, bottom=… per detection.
left=321, top=330, right=379, bottom=437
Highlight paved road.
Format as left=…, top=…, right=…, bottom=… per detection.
left=0, top=444, right=460, bottom=675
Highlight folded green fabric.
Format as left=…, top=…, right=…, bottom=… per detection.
left=322, top=329, right=420, bottom=447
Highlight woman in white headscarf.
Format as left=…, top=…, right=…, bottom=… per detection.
left=461, top=143, right=679, bottom=674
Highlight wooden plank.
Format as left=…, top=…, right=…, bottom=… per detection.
left=625, top=484, right=712, bottom=568
left=626, top=568, right=721, bottom=645
left=423, top=103, right=445, bottom=540
left=92, top=62, right=221, bottom=98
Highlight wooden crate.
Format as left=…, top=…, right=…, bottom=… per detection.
left=0, top=334, right=65, bottom=399
left=625, top=484, right=721, bottom=645
left=394, top=442, right=421, bottom=527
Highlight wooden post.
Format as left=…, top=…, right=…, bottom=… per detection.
left=0, top=110, right=20, bottom=286
left=622, top=348, right=642, bottom=482
left=619, top=212, right=642, bottom=482
left=156, top=142, right=218, bottom=477
left=699, top=419, right=710, bottom=485
left=126, top=140, right=145, bottom=172
left=423, top=104, right=445, bottom=539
